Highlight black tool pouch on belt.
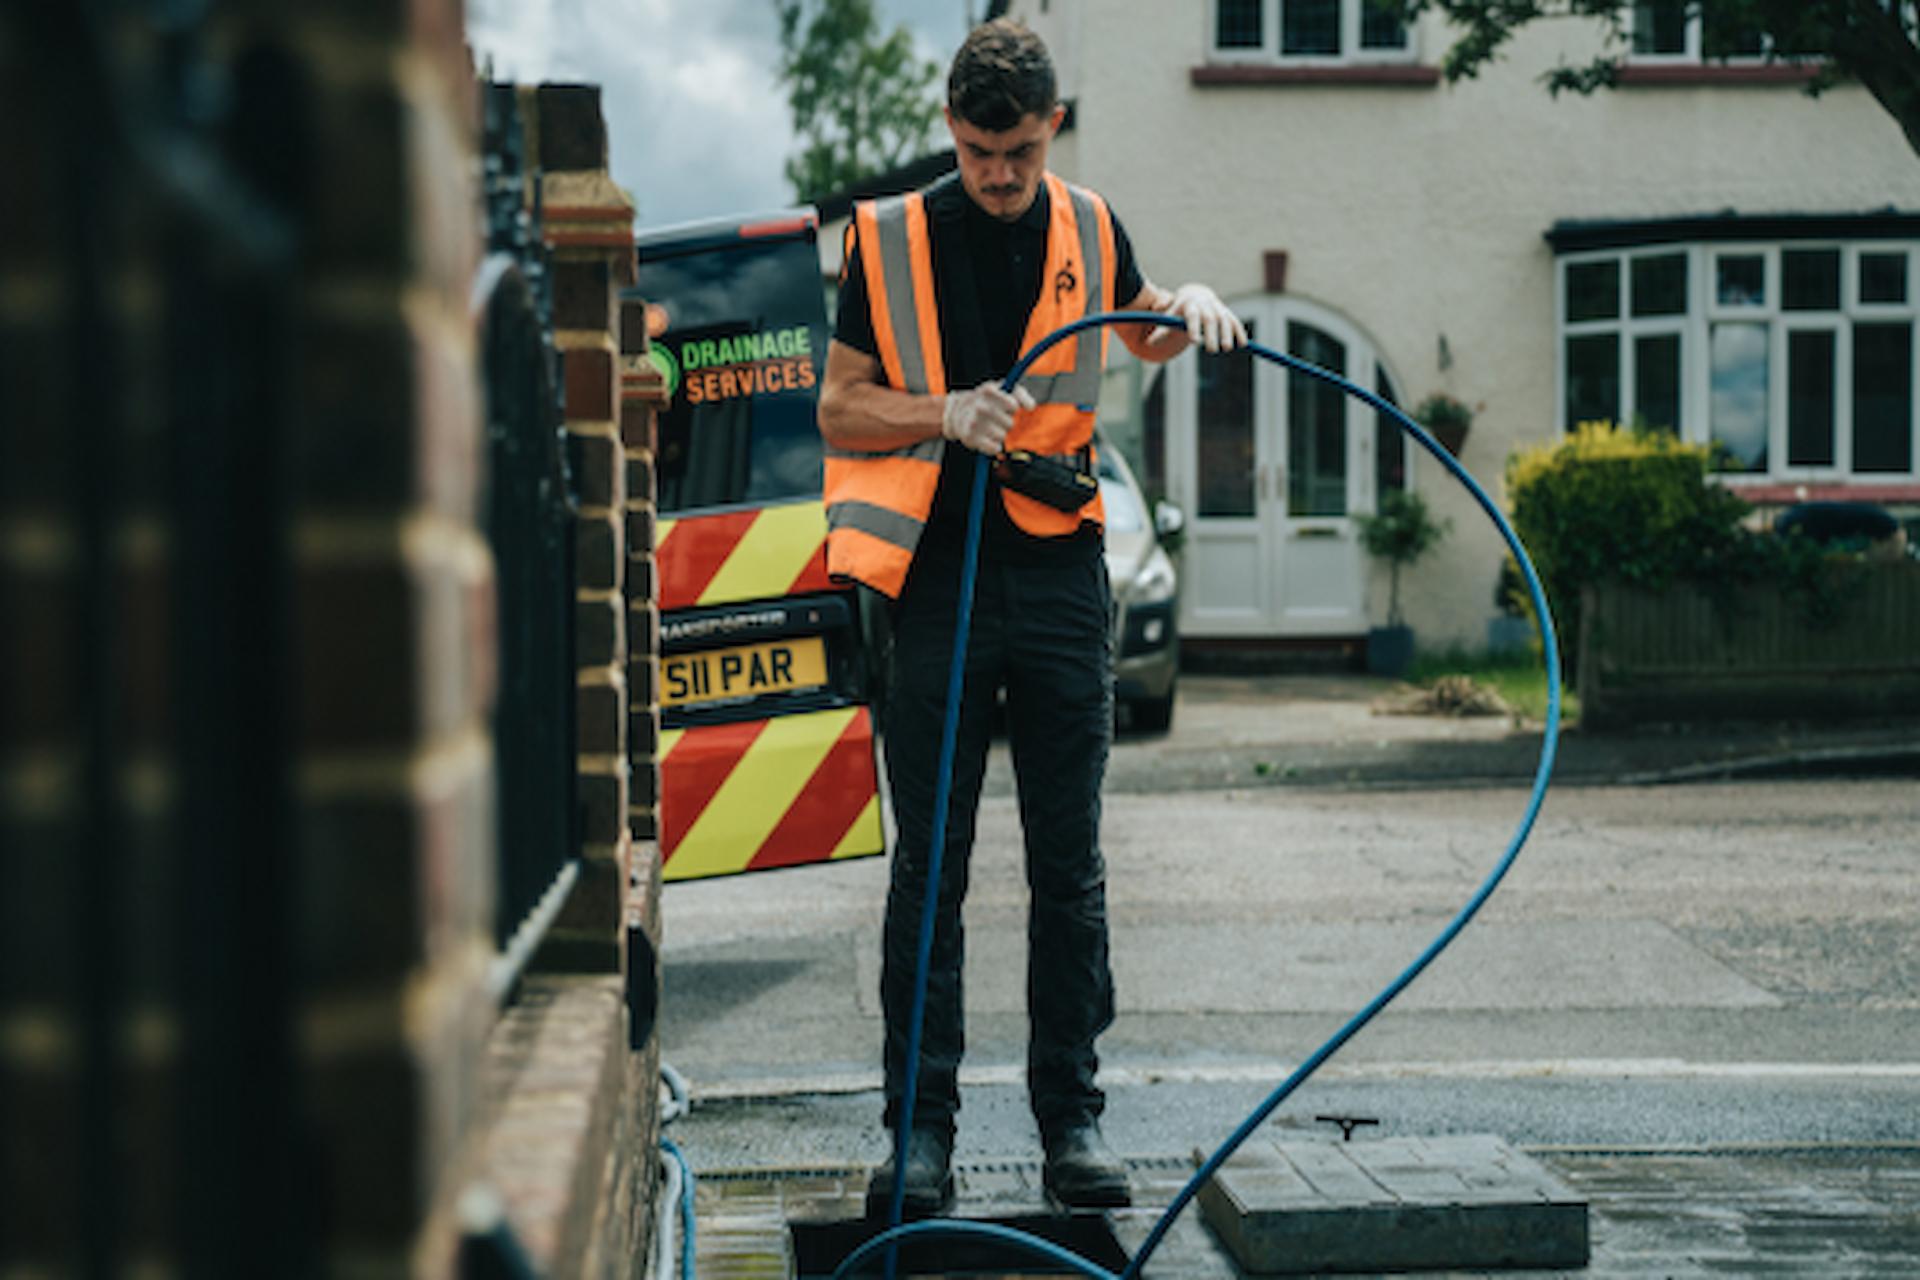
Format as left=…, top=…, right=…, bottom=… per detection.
left=997, top=448, right=1098, bottom=514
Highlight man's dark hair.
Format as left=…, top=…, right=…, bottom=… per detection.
left=947, top=18, right=1056, bottom=132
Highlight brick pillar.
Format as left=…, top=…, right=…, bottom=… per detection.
left=621, top=298, right=670, bottom=1259
left=506, top=88, right=664, bottom=1274
left=622, top=304, right=668, bottom=848
left=525, top=84, right=640, bottom=973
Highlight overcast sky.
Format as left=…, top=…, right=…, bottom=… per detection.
left=467, top=0, right=974, bottom=229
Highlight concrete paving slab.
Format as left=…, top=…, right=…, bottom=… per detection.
left=1196, top=1134, right=1589, bottom=1275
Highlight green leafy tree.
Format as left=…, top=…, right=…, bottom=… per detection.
left=1399, top=1, right=1920, bottom=159
left=775, top=0, right=943, bottom=204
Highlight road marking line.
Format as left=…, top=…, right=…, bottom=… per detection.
left=688, top=1059, right=1920, bottom=1101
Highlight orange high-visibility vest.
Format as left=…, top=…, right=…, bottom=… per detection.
left=823, top=171, right=1119, bottom=598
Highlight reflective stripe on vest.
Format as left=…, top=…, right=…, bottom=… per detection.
left=822, top=194, right=947, bottom=597
left=822, top=174, right=1119, bottom=596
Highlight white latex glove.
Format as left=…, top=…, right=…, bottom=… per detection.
left=940, top=382, right=1036, bottom=455
left=1165, top=283, right=1248, bottom=354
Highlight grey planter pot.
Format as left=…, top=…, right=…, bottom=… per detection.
left=1487, top=615, right=1533, bottom=655
left=1367, top=624, right=1415, bottom=677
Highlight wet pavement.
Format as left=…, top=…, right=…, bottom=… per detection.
left=679, top=1144, right=1920, bottom=1277
left=663, top=675, right=1920, bottom=1277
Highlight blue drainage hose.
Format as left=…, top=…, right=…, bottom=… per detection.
left=850, top=310, right=1563, bottom=1280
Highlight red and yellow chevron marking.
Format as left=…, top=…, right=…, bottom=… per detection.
left=660, top=705, right=885, bottom=881
left=656, top=501, right=834, bottom=611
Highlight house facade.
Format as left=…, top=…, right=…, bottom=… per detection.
left=856, top=1, right=1920, bottom=652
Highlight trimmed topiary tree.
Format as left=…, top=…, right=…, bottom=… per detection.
left=1357, top=489, right=1450, bottom=628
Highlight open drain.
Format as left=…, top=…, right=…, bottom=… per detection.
left=791, top=1212, right=1127, bottom=1278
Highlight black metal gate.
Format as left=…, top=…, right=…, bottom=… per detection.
left=478, top=82, right=580, bottom=997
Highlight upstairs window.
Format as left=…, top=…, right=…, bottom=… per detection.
left=1627, top=0, right=1810, bottom=63
left=1213, top=0, right=1412, bottom=63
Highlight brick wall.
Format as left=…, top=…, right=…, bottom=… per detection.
left=289, top=3, right=500, bottom=1268
left=1, top=8, right=92, bottom=1261
left=1, top=8, right=662, bottom=1276
left=1, top=5, right=327, bottom=1266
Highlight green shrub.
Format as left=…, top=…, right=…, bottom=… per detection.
left=1504, top=422, right=1877, bottom=681
left=1505, top=422, right=1749, bottom=673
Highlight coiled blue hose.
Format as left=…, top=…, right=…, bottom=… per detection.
left=849, top=309, right=1562, bottom=1280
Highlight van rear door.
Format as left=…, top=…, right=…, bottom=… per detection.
left=630, top=210, right=885, bottom=881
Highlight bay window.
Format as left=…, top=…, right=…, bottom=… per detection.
left=1557, top=239, right=1919, bottom=482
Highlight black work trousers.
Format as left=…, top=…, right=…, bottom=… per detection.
left=879, top=550, right=1115, bottom=1141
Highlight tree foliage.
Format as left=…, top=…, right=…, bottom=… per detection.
left=1399, top=1, right=1920, bottom=158
left=775, top=0, right=943, bottom=204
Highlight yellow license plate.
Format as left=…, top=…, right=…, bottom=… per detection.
left=661, top=636, right=827, bottom=708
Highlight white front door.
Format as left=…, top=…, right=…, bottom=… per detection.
left=1172, top=300, right=1394, bottom=638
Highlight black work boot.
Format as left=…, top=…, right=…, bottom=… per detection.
left=1042, top=1119, right=1131, bottom=1208
left=864, top=1127, right=954, bottom=1219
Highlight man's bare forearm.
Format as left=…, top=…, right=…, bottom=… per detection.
left=820, top=380, right=944, bottom=452
left=818, top=339, right=945, bottom=452
left=1115, top=281, right=1187, bottom=362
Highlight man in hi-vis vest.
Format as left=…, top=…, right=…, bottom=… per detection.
left=819, top=17, right=1245, bottom=1216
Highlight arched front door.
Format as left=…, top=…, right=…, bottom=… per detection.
left=1166, top=298, right=1403, bottom=638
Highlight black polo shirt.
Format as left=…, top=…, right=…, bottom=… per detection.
left=833, top=173, right=1146, bottom=588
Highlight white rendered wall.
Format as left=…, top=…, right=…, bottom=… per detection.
left=1005, top=1, right=1920, bottom=648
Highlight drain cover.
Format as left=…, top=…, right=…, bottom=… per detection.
left=1197, top=1133, right=1589, bottom=1274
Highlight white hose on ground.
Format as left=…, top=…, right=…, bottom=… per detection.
left=655, top=1063, right=694, bottom=1279
left=653, top=1143, right=684, bottom=1280
left=661, top=1061, right=690, bottom=1126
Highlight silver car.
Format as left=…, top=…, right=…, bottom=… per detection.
left=1099, top=442, right=1180, bottom=731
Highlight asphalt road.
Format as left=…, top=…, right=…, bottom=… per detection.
left=658, top=777, right=1920, bottom=1169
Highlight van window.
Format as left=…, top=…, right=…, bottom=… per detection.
left=638, top=234, right=829, bottom=513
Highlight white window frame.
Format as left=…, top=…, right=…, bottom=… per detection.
left=1623, top=0, right=1701, bottom=64
left=1558, top=246, right=1692, bottom=434
left=1707, top=246, right=1775, bottom=316
left=1208, top=0, right=1418, bottom=66
left=1556, top=241, right=1920, bottom=486
left=1776, top=244, right=1846, bottom=475
left=1855, top=245, right=1916, bottom=315
left=1209, top=0, right=1275, bottom=64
